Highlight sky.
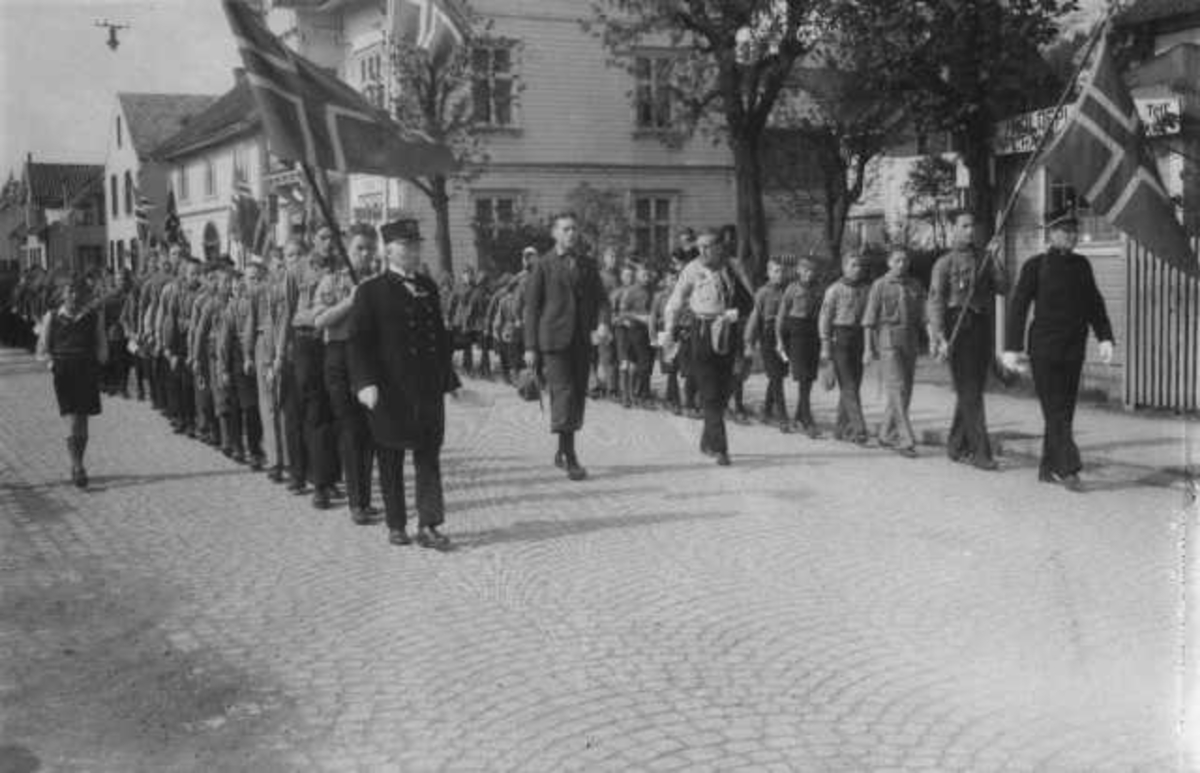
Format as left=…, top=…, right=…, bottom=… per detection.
left=0, top=0, right=241, bottom=176
left=0, top=0, right=1108, bottom=182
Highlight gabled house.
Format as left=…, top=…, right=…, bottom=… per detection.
left=104, top=92, right=219, bottom=271
left=151, top=71, right=269, bottom=263
left=263, top=0, right=736, bottom=272
left=18, top=155, right=106, bottom=274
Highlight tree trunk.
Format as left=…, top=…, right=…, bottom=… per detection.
left=959, top=118, right=995, bottom=245
left=429, top=174, right=454, bottom=278
left=731, top=131, right=769, bottom=285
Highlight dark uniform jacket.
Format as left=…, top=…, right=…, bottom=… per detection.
left=1005, top=249, right=1113, bottom=361
left=348, top=269, right=458, bottom=451
left=523, top=248, right=609, bottom=353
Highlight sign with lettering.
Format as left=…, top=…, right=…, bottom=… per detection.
left=991, top=97, right=1180, bottom=156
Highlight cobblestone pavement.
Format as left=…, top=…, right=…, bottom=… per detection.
left=0, top=346, right=1193, bottom=772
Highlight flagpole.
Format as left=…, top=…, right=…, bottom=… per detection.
left=300, top=162, right=358, bottom=284
left=943, top=6, right=1115, bottom=357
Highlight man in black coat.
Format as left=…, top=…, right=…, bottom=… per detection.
left=523, top=212, right=611, bottom=480
left=1002, top=210, right=1114, bottom=492
left=349, top=219, right=458, bottom=547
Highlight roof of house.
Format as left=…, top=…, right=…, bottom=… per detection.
left=1117, top=0, right=1200, bottom=26
left=24, top=162, right=104, bottom=208
left=151, top=72, right=260, bottom=161
left=117, top=93, right=220, bottom=158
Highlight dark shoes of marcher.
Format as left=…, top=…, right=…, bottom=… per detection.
left=416, top=527, right=450, bottom=549
left=388, top=529, right=412, bottom=546
left=896, top=446, right=919, bottom=459
left=554, top=451, right=588, bottom=481
left=1040, top=470, right=1084, bottom=492
left=312, top=486, right=333, bottom=510
left=351, top=506, right=383, bottom=525
left=715, top=452, right=731, bottom=466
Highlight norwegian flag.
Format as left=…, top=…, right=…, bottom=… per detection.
left=229, top=173, right=262, bottom=250
left=1040, top=34, right=1196, bottom=275
left=164, top=189, right=182, bottom=246
left=222, top=0, right=457, bottom=179
left=390, top=0, right=469, bottom=70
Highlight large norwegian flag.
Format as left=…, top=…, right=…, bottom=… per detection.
left=229, top=174, right=261, bottom=250
left=389, top=0, right=469, bottom=70
left=1040, top=34, right=1196, bottom=275
left=222, top=0, right=457, bottom=179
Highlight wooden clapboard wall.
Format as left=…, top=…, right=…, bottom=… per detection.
left=1125, top=237, right=1200, bottom=412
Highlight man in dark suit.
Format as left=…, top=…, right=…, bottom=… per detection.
left=349, top=219, right=458, bottom=548
left=523, top=212, right=611, bottom=480
left=1002, top=210, right=1114, bottom=492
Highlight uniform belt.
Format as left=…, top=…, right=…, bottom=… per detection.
left=293, top=327, right=318, bottom=338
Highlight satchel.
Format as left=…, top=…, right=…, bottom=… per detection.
left=516, top=369, right=542, bottom=403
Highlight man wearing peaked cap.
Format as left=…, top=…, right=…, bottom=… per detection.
left=349, top=217, right=457, bottom=548
left=1002, top=207, right=1114, bottom=492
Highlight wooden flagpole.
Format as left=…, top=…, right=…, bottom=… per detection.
left=300, top=162, right=358, bottom=284
left=943, top=6, right=1115, bottom=357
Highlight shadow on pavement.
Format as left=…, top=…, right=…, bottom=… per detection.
left=84, top=468, right=256, bottom=492
left=450, top=508, right=736, bottom=549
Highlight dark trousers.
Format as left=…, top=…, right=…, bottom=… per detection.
left=831, top=326, right=867, bottom=441
left=760, top=328, right=787, bottom=419
left=221, top=380, right=243, bottom=456
left=165, top=359, right=184, bottom=423
left=946, top=309, right=993, bottom=462
left=793, top=378, right=815, bottom=428
left=1032, top=356, right=1083, bottom=477
left=291, top=335, right=336, bottom=487
left=178, top=365, right=196, bottom=431
left=542, top=342, right=591, bottom=434
left=281, top=352, right=306, bottom=483
left=155, top=355, right=171, bottom=414
left=325, top=341, right=374, bottom=509
left=377, top=445, right=444, bottom=531
left=134, top=352, right=149, bottom=398
left=195, top=372, right=214, bottom=440
left=626, top=323, right=653, bottom=397
left=691, top=319, right=734, bottom=454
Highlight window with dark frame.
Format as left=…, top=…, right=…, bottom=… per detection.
left=634, top=55, right=672, bottom=130
left=124, top=171, right=133, bottom=216
left=472, top=44, right=515, bottom=127
left=110, top=175, right=118, bottom=217
left=203, top=160, right=216, bottom=198
left=474, top=195, right=517, bottom=241
left=178, top=166, right=190, bottom=202
left=633, top=195, right=673, bottom=262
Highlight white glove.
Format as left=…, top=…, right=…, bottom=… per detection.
left=724, top=308, right=739, bottom=322
left=357, top=385, right=379, bottom=410
left=1000, top=351, right=1027, bottom=374
left=1098, top=340, right=1114, bottom=365
left=776, top=345, right=789, bottom=364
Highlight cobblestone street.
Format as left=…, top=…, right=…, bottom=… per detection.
left=0, top=346, right=1193, bottom=772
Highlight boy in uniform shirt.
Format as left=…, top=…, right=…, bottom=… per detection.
left=619, top=264, right=655, bottom=407
left=775, top=258, right=823, bottom=436
left=862, top=249, right=926, bottom=457
left=610, top=264, right=634, bottom=404
left=819, top=254, right=871, bottom=444
left=649, top=270, right=681, bottom=413
left=745, top=255, right=788, bottom=426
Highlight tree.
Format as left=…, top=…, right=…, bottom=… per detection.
left=835, top=0, right=1074, bottom=243
left=563, top=182, right=631, bottom=258
left=389, top=2, right=495, bottom=277
left=902, top=154, right=958, bottom=250
left=473, top=214, right=552, bottom=275
left=586, top=0, right=827, bottom=282
left=767, top=40, right=907, bottom=261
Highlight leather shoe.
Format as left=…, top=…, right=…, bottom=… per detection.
left=554, top=451, right=566, bottom=469
left=565, top=460, right=588, bottom=481
left=361, top=504, right=382, bottom=516
left=897, top=446, right=919, bottom=459
left=699, top=442, right=716, bottom=457
left=416, top=527, right=450, bottom=548
left=267, top=467, right=284, bottom=483
left=351, top=507, right=382, bottom=525
left=1061, top=473, right=1084, bottom=492
left=972, top=457, right=999, bottom=471
left=312, top=487, right=332, bottom=510
left=389, top=529, right=412, bottom=546
left=287, top=481, right=309, bottom=495
left=715, top=452, right=731, bottom=466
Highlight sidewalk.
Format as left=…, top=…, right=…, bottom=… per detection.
left=718, top=359, right=1196, bottom=493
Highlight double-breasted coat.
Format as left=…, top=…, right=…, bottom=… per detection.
left=348, top=270, right=459, bottom=451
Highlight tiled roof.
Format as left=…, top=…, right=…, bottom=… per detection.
left=118, top=93, right=220, bottom=158
left=151, top=72, right=260, bottom=161
left=1117, top=0, right=1200, bottom=25
left=24, top=163, right=103, bottom=208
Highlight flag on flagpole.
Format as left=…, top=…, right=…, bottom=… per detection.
left=389, top=0, right=469, bottom=70
left=229, top=173, right=262, bottom=250
left=222, top=0, right=458, bottom=179
left=134, top=189, right=153, bottom=242
left=164, top=189, right=182, bottom=246
left=1039, top=32, right=1196, bottom=275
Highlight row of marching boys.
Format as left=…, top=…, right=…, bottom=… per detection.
left=444, top=230, right=926, bottom=458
